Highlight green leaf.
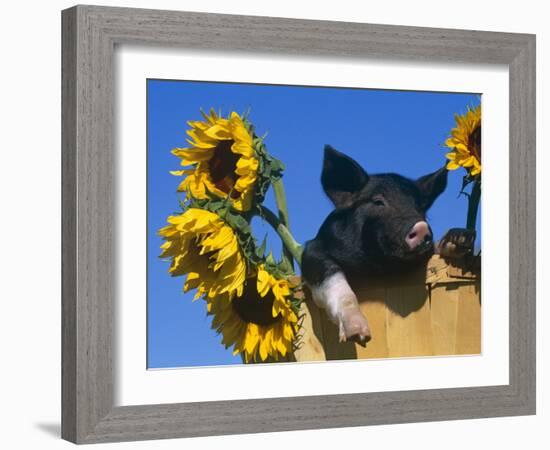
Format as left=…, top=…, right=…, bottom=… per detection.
left=256, top=234, right=268, bottom=259
left=270, top=157, right=285, bottom=173
left=278, top=256, right=294, bottom=274
left=266, top=251, right=276, bottom=265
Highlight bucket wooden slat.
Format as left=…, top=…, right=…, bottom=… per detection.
left=455, top=283, right=482, bottom=354
left=356, top=299, right=389, bottom=359
left=430, top=285, right=460, bottom=355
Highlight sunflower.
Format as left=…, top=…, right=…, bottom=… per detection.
left=172, top=110, right=260, bottom=212
left=207, top=266, right=298, bottom=362
left=159, top=208, right=247, bottom=300
left=445, top=105, right=482, bottom=176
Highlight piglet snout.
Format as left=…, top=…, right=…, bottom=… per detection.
left=405, top=221, right=432, bottom=249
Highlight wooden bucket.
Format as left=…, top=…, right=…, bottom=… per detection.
left=291, top=254, right=481, bottom=362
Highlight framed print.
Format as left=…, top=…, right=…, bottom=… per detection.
left=61, top=5, right=536, bottom=444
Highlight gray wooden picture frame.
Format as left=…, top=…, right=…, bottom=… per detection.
left=61, top=4, right=536, bottom=444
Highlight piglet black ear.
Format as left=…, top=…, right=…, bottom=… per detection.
left=321, top=145, right=369, bottom=208
left=416, top=165, right=448, bottom=210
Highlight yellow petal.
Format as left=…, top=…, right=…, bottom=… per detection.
left=172, top=147, right=214, bottom=164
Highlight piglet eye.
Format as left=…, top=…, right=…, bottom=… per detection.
left=373, top=198, right=385, bottom=207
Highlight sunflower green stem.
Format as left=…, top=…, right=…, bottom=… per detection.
left=256, top=205, right=303, bottom=266
left=272, top=178, right=295, bottom=269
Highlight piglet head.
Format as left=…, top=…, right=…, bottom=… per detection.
left=321, top=145, right=448, bottom=270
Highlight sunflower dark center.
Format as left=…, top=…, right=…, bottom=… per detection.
left=232, top=282, right=280, bottom=326
left=469, top=124, right=481, bottom=162
left=209, top=140, right=240, bottom=198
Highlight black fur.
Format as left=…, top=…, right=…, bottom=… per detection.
left=302, top=145, right=448, bottom=286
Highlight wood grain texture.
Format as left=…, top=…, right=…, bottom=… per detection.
left=61, top=4, right=536, bottom=444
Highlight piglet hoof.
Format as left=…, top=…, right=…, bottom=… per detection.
left=339, top=310, right=372, bottom=347
left=349, top=333, right=371, bottom=347
left=437, top=228, right=476, bottom=258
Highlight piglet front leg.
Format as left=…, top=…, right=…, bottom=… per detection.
left=310, top=272, right=371, bottom=347
left=436, top=228, right=476, bottom=258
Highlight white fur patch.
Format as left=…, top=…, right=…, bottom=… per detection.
left=310, top=272, right=358, bottom=325
left=310, top=272, right=371, bottom=342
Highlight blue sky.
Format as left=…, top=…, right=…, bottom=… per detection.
left=147, top=79, right=480, bottom=368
